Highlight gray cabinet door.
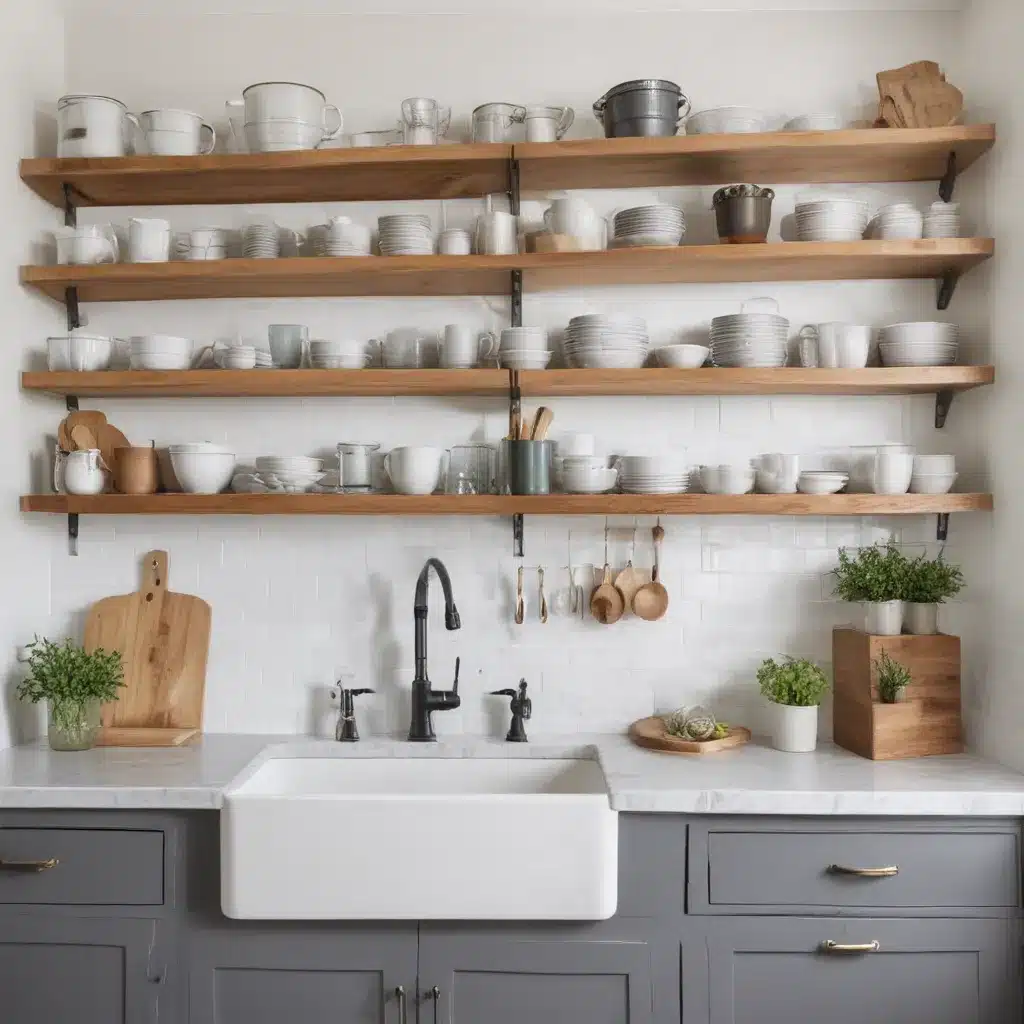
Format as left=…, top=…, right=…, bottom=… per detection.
left=701, top=917, right=1016, bottom=1024
left=188, top=925, right=417, bottom=1024
left=418, top=929, right=654, bottom=1024
left=0, top=914, right=163, bottom=1024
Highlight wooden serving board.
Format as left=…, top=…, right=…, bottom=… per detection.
left=84, top=550, right=211, bottom=746
left=629, top=716, right=751, bottom=755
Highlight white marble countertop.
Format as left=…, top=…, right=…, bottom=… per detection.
left=2, top=732, right=1024, bottom=816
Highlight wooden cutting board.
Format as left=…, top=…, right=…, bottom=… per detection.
left=84, top=550, right=211, bottom=746
left=629, top=716, right=751, bottom=755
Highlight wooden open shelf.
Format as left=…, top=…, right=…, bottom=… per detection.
left=517, top=126, right=995, bottom=192
left=21, top=493, right=993, bottom=516
left=20, top=366, right=995, bottom=399
left=20, top=144, right=514, bottom=207
left=20, top=240, right=994, bottom=303
left=20, top=127, right=994, bottom=209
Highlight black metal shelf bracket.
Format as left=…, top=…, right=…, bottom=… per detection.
left=936, top=513, right=950, bottom=543
left=65, top=286, right=81, bottom=331
left=937, top=272, right=959, bottom=311
left=512, top=513, right=524, bottom=558
left=62, top=182, right=77, bottom=228
left=65, top=395, right=79, bottom=412
left=511, top=269, right=523, bottom=329
left=934, top=389, right=954, bottom=429
left=939, top=151, right=957, bottom=203
left=507, top=157, right=525, bottom=558
left=67, top=513, right=79, bottom=557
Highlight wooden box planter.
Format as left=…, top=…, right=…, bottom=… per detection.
left=832, top=628, right=963, bottom=760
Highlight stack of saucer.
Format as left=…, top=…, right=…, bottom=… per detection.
left=617, top=454, right=689, bottom=494
left=242, top=223, right=281, bottom=258
left=924, top=201, right=961, bottom=238
left=866, top=203, right=923, bottom=240
left=378, top=214, right=434, bottom=256
left=794, top=195, right=869, bottom=241
left=611, top=205, right=685, bottom=248
left=253, top=455, right=325, bottom=493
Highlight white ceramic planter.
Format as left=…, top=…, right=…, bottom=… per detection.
left=864, top=599, right=904, bottom=636
left=905, top=601, right=939, bottom=635
left=769, top=701, right=819, bottom=753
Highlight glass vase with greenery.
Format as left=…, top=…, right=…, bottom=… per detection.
left=16, top=637, right=124, bottom=751
left=875, top=650, right=912, bottom=704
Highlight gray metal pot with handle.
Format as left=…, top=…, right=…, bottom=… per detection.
left=592, top=79, right=690, bottom=138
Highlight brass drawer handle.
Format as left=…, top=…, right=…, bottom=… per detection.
left=827, top=863, right=898, bottom=878
left=822, top=940, right=881, bottom=954
left=0, top=858, right=59, bottom=873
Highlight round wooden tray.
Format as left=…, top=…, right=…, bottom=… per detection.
left=628, top=716, right=751, bottom=756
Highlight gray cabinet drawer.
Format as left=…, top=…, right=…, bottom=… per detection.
left=0, top=828, right=164, bottom=906
left=690, top=820, right=1020, bottom=915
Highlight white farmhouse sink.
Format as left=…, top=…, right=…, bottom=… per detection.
left=221, top=756, right=618, bottom=921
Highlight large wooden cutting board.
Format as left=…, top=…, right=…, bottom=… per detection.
left=84, top=550, right=211, bottom=746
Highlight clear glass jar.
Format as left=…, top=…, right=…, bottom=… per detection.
left=48, top=697, right=102, bottom=751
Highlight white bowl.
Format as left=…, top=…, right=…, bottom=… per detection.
left=880, top=322, right=959, bottom=345
left=130, top=352, right=192, bottom=370
left=913, top=454, right=956, bottom=474
left=47, top=334, right=113, bottom=372
left=500, top=352, right=551, bottom=370
left=909, top=472, right=958, bottom=494
left=686, top=106, right=768, bottom=134
left=699, top=464, right=755, bottom=495
left=169, top=442, right=234, bottom=455
left=170, top=451, right=236, bottom=494
left=797, top=471, right=848, bottom=495
left=654, top=344, right=709, bottom=368
left=618, top=455, right=687, bottom=476
left=784, top=113, right=841, bottom=131
left=562, top=467, right=618, bottom=494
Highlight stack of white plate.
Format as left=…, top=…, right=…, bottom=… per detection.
left=253, top=455, right=325, bottom=493
left=866, top=203, right=923, bottom=240
left=924, top=201, right=961, bottom=238
left=878, top=322, right=959, bottom=366
left=710, top=312, right=790, bottom=368
left=617, top=454, right=689, bottom=494
left=242, top=223, right=281, bottom=259
left=563, top=314, right=649, bottom=369
left=378, top=214, right=434, bottom=256
left=611, top=205, right=685, bottom=248
left=795, top=196, right=869, bottom=241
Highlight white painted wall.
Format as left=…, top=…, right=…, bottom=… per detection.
left=945, top=0, right=1024, bottom=767
left=0, top=0, right=65, bottom=747
left=11, top=9, right=980, bottom=742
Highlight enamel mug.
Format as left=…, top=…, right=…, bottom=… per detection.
left=128, top=218, right=172, bottom=262
left=525, top=105, right=574, bottom=142
left=57, top=94, right=140, bottom=157
left=139, top=109, right=216, bottom=156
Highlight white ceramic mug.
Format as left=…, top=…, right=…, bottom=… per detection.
left=187, top=227, right=228, bottom=260
left=57, top=94, right=140, bottom=157
left=474, top=212, right=518, bottom=255
left=755, top=453, right=800, bottom=494
left=525, top=105, right=574, bottom=142
left=385, top=446, right=448, bottom=495
left=799, top=323, right=872, bottom=369
left=239, top=82, right=343, bottom=151
left=64, top=449, right=106, bottom=495
left=337, top=443, right=381, bottom=490
left=139, top=109, right=216, bottom=155
left=439, top=229, right=472, bottom=256
left=128, top=218, right=171, bottom=262
left=371, top=329, right=437, bottom=369
left=543, top=196, right=605, bottom=249
left=872, top=452, right=914, bottom=495
left=268, top=324, right=309, bottom=368
left=441, top=325, right=499, bottom=369
left=55, top=225, right=119, bottom=266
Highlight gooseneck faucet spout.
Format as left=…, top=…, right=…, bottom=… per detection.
left=409, top=558, right=462, bottom=742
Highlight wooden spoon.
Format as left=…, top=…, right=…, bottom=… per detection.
left=590, top=563, right=625, bottom=625
left=634, top=524, right=670, bottom=622
left=69, top=424, right=97, bottom=451
left=530, top=406, right=554, bottom=442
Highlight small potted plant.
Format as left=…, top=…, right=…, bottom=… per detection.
left=832, top=543, right=908, bottom=636
left=902, top=553, right=964, bottom=634
left=875, top=650, right=912, bottom=703
left=757, top=656, right=830, bottom=752
left=16, top=637, right=124, bottom=751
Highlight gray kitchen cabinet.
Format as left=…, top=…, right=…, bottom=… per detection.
left=188, top=925, right=418, bottom=1024
left=0, top=914, right=165, bottom=1024
left=417, top=928, right=656, bottom=1024
left=695, top=917, right=1017, bottom=1024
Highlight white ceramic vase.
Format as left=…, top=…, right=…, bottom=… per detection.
left=769, top=701, right=819, bottom=753
left=904, top=601, right=939, bottom=635
left=864, top=599, right=904, bottom=636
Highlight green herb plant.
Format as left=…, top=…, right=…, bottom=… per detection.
left=875, top=650, right=912, bottom=704
left=16, top=637, right=124, bottom=739
left=831, top=543, right=909, bottom=603
left=903, top=553, right=965, bottom=604
left=757, top=657, right=830, bottom=708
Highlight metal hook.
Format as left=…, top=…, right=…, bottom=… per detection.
left=603, top=518, right=610, bottom=565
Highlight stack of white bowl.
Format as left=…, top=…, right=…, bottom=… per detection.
left=499, top=326, right=550, bottom=370
left=686, top=107, right=768, bottom=134
left=617, top=454, right=689, bottom=494
left=129, top=335, right=193, bottom=370
left=325, top=219, right=372, bottom=256
left=309, top=339, right=368, bottom=369
left=47, top=333, right=113, bottom=372
left=242, top=223, right=281, bottom=259
left=378, top=214, right=434, bottom=256
left=878, top=322, right=959, bottom=366
left=169, top=443, right=236, bottom=494
left=847, top=443, right=914, bottom=493
left=911, top=454, right=957, bottom=494
left=611, top=206, right=685, bottom=248
left=866, top=203, right=923, bottom=240
left=924, top=201, right=961, bottom=238
left=794, top=196, right=869, bottom=241
left=783, top=113, right=841, bottom=131
left=699, top=464, right=755, bottom=495
left=797, top=471, right=849, bottom=494
left=870, top=451, right=915, bottom=495
left=710, top=311, right=789, bottom=368
left=559, top=455, right=617, bottom=494
left=254, top=455, right=325, bottom=493
left=563, top=314, right=649, bottom=369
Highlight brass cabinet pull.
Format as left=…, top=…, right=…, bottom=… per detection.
left=827, top=863, right=898, bottom=878
left=0, top=858, right=59, bottom=873
left=394, top=986, right=407, bottom=1024
left=822, top=940, right=881, bottom=954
